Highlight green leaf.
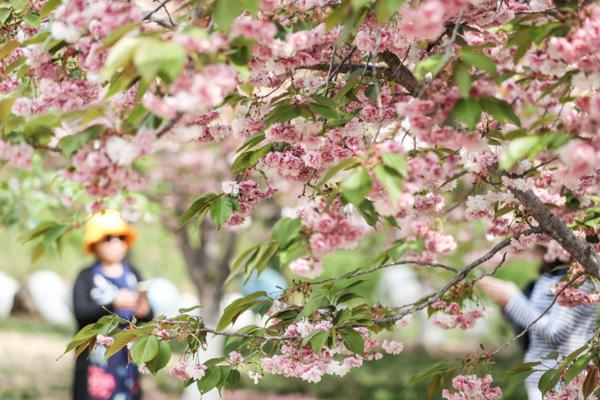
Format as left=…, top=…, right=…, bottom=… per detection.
left=356, top=199, right=379, bottom=227
left=145, top=341, right=171, bottom=374
left=498, top=136, right=541, bottom=170
left=22, top=13, right=40, bottom=28
left=316, top=157, right=361, bottom=188
left=213, top=0, right=260, bottom=30
left=538, top=368, right=561, bottom=394
left=414, top=54, right=447, bottom=81
left=0, top=39, right=21, bottom=59
left=310, top=331, right=329, bottom=354
left=217, top=291, right=266, bottom=331
left=0, top=95, right=16, bottom=131
left=225, top=368, right=241, bottom=387
left=308, top=102, right=338, bottom=120
left=243, top=240, right=278, bottom=280
left=198, top=367, right=222, bottom=393
left=58, top=124, right=104, bottom=157
left=427, top=374, right=442, bottom=399
left=381, top=152, right=408, bottom=177
left=311, top=94, right=337, bottom=109
left=133, top=39, right=185, bottom=84
left=265, top=103, right=301, bottom=125
left=299, top=295, right=326, bottom=318
left=340, top=167, right=372, bottom=206
left=20, top=221, right=60, bottom=243
left=179, top=193, right=219, bottom=227
left=10, top=0, right=27, bottom=13
left=340, top=328, right=364, bottom=355
left=40, top=0, right=62, bottom=18
left=272, top=217, right=302, bottom=248
left=454, top=61, right=472, bottom=97
left=507, top=27, right=534, bottom=64
left=583, top=365, right=599, bottom=400
left=236, top=133, right=265, bottom=153
left=451, top=98, right=482, bottom=130
left=0, top=7, right=12, bottom=26
left=42, top=224, right=69, bottom=247
left=210, top=196, right=237, bottom=228
left=375, top=0, right=405, bottom=23
left=130, top=335, right=159, bottom=364
left=103, top=22, right=138, bottom=47
left=31, top=242, right=45, bottom=264
left=231, top=144, right=273, bottom=173
left=459, top=48, right=497, bottom=76
left=374, top=164, right=403, bottom=200
left=101, top=36, right=139, bottom=80
left=481, top=96, right=521, bottom=127
left=565, top=354, right=592, bottom=383
left=105, top=330, right=139, bottom=358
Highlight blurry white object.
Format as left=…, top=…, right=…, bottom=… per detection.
left=146, top=277, right=181, bottom=317
left=374, top=267, right=422, bottom=306
left=0, top=271, right=19, bottom=318
left=28, top=270, right=72, bottom=326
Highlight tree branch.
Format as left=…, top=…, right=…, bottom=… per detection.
left=156, top=112, right=183, bottom=138
left=378, top=50, right=418, bottom=95
left=301, top=50, right=418, bottom=96
left=372, top=227, right=543, bottom=324
left=510, top=188, right=600, bottom=277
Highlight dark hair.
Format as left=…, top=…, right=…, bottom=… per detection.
left=534, top=245, right=570, bottom=275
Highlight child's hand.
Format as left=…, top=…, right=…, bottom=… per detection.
left=478, top=276, right=520, bottom=308
left=113, top=289, right=139, bottom=310
left=134, top=296, right=151, bottom=318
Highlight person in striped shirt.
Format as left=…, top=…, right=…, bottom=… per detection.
left=479, top=253, right=598, bottom=400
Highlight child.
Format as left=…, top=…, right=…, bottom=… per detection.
left=72, top=210, right=153, bottom=400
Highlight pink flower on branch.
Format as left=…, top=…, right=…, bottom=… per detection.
left=442, top=374, right=502, bottom=400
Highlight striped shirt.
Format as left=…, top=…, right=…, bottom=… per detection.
left=504, top=273, right=598, bottom=386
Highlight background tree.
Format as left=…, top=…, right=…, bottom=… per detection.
left=1, top=0, right=600, bottom=397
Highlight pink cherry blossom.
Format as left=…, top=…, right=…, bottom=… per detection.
left=442, top=374, right=502, bottom=400
left=95, top=334, right=114, bottom=346
left=382, top=340, right=404, bottom=355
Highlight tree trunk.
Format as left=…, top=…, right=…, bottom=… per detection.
left=174, top=221, right=237, bottom=325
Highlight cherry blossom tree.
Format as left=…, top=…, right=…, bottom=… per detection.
left=2, top=0, right=600, bottom=397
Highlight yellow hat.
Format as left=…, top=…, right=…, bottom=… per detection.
left=83, top=210, right=137, bottom=253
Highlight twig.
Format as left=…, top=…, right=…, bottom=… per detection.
left=143, top=0, right=174, bottom=21
left=156, top=112, right=184, bottom=138
left=372, top=228, right=543, bottom=324
left=309, top=259, right=461, bottom=286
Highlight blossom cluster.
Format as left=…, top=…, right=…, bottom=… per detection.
left=0, top=140, right=34, bottom=170
left=442, top=374, right=502, bottom=400
left=261, top=322, right=403, bottom=383
left=224, top=180, right=278, bottom=226
left=169, top=360, right=207, bottom=381
left=430, top=300, right=485, bottom=330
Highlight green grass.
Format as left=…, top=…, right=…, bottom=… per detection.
left=0, top=316, right=73, bottom=337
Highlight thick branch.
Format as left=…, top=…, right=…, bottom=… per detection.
left=378, top=51, right=418, bottom=95
left=511, top=188, right=600, bottom=277
left=301, top=51, right=418, bottom=96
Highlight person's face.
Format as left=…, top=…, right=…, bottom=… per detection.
left=93, top=234, right=128, bottom=263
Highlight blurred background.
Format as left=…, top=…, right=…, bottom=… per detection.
left=0, top=213, right=540, bottom=400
